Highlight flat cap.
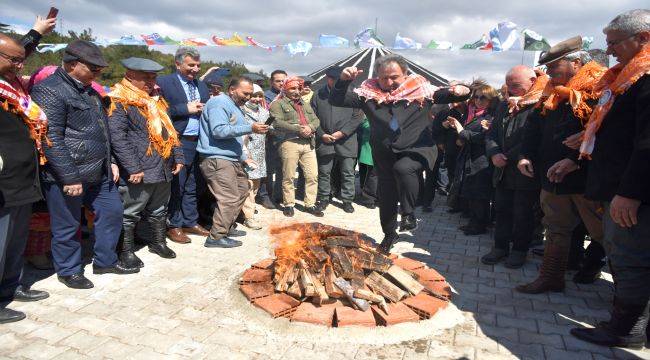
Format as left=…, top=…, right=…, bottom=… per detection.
left=243, top=72, right=265, bottom=81
left=120, top=57, right=164, bottom=72
left=204, top=73, right=224, bottom=87
left=63, top=40, right=108, bottom=67
left=538, top=36, right=583, bottom=66
left=325, top=66, right=343, bottom=78
left=299, top=75, right=315, bottom=84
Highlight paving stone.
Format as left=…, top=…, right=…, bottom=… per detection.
left=13, top=341, right=70, bottom=360
left=517, top=329, right=564, bottom=349
left=563, top=335, right=615, bottom=357
left=497, top=314, right=538, bottom=332
left=543, top=346, right=595, bottom=360
left=497, top=339, right=545, bottom=360
left=26, top=323, right=77, bottom=344
left=57, top=330, right=109, bottom=353
left=454, top=334, right=499, bottom=352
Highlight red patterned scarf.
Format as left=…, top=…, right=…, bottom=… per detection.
left=354, top=74, right=439, bottom=106
left=0, top=78, right=50, bottom=164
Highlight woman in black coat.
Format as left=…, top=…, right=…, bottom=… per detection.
left=449, top=84, right=499, bottom=235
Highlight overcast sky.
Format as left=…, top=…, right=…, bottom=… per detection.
left=3, top=1, right=647, bottom=85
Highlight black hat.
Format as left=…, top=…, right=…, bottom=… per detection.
left=325, top=66, right=343, bottom=78
left=299, top=75, right=314, bottom=85
left=120, top=57, right=164, bottom=72
left=63, top=40, right=108, bottom=67
left=538, top=36, right=583, bottom=66
left=203, top=72, right=225, bottom=87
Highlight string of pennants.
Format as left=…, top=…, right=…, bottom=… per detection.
left=36, top=21, right=594, bottom=56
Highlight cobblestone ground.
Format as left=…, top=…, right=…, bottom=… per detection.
left=2, top=195, right=650, bottom=360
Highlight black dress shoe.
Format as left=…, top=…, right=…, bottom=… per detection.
left=228, top=228, right=247, bottom=237
left=399, top=214, right=417, bottom=232
left=58, top=273, right=94, bottom=289
left=0, top=308, right=26, bottom=324
left=257, top=196, right=276, bottom=209
left=573, top=267, right=603, bottom=284
left=120, top=251, right=144, bottom=268
left=204, top=236, right=242, bottom=248
left=283, top=206, right=294, bottom=217
left=342, top=202, right=355, bottom=213
left=305, top=206, right=325, bottom=217
left=378, top=233, right=399, bottom=254
left=14, top=286, right=49, bottom=302
left=315, top=200, right=329, bottom=212
left=148, top=243, right=177, bottom=259
left=93, top=261, right=140, bottom=275
left=570, top=326, right=646, bottom=350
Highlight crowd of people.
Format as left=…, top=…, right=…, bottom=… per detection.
left=0, top=8, right=649, bottom=351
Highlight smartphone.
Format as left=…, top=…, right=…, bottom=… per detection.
left=47, top=7, right=59, bottom=19
left=264, top=116, right=275, bottom=126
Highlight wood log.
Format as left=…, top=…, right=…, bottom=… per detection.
left=354, top=289, right=388, bottom=313
left=308, top=245, right=330, bottom=263
left=328, top=247, right=354, bottom=277
left=346, top=248, right=392, bottom=272
left=308, top=269, right=329, bottom=302
left=298, top=268, right=316, bottom=297
left=274, top=264, right=295, bottom=292
left=333, top=277, right=370, bottom=311
left=287, top=266, right=299, bottom=284
left=324, top=236, right=360, bottom=248
left=323, top=265, right=343, bottom=298
left=365, top=272, right=407, bottom=303
left=385, top=265, right=424, bottom=295
left=287, top=281, right=303, bottom=299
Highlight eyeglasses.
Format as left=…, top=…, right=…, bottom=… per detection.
left=79, top=61, right=105, bottom=73
left=0, top=51, right=25, bottom=65
left=606, top=34, right=636, bottom=48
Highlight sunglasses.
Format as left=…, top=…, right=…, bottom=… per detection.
left=472, top=94, right=489, bottom=101
left=0, top=51, right=25, bottom=65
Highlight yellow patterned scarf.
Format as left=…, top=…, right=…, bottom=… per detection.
left=538, top=61, right=608, bottom=124
left=108, top=79, right=179, bottom=159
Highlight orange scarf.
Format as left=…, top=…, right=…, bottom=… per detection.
left=507, top=73, right=549, bottom=114
left=0, top=78, right=50, bottom=165
left=354, top=74, right=439, bottom=106
left=580, top=45, right=650, bottom=158
left=108, top=79, right=179, bottom=159
left=539, top=61, right=608, bottom=124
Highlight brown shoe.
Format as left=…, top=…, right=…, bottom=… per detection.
left=167, top=228, right=191, bottom=244
left=182, top=224, right=210, bottom=237
left=515, top=243, right=567, bottom=294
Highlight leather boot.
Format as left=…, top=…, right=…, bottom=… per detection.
left=119, top=228, right=144, bottom=268
left=515, top=242, right=567, bottom=294
left=148, top=216, right=176, bottom=259
left=571, top=298, right=649, bottom=349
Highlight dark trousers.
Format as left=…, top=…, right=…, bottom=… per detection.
left=468, top=198, right=491, bottom=229
left=119, top=182, right=171, bottom=236
left=374, top=147, right=425, bottom=236
left=199, top=158, right=250, bottom=240
left=603, top=203, right=650, bottom=304
left=317, top=154, right=356, bottom=202
left=43, top=176, right=123, bottom=276
left=0, top=204, right=31, bottom=306
left=421, top=152, right=448, bottom=206
left=493, top=187, right=539, bottom=252
left=169, top=138, right=201, bottom=228
left=359, top=164, right=377, bottom=202
left=265, top=140, right=283, bottom=202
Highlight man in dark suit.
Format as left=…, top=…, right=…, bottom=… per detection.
left=312, top=66, right=364, bottom=213
left=157, top=47, right=211, bottom=244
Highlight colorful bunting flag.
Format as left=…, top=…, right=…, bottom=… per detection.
left=582, top=36, right=594, bottom=50
left=37, top=44, right=67, bottom=52
left=246, top=36, right=274, bottom=51
left=489, top=22, right=521, bottom=51
left=523, top=29, right=551, bottom=51
left=393, top=33, right=422, bottom=50
left=180, top=38, right=210, bottom=46
left=141, top=33, right=166, bottom=45
left=319, top=34, right=349, bottom=48
left=285, top=41, right=313, bottom=56
left=461, top=34, right=492, bottom=50
left=114, top=35, right=146, bottom=46
left=354, top=28, right=384, bottom=48
left=426, top=40, right=453, bottom=50
left=212, top=34, right=248, bottom=46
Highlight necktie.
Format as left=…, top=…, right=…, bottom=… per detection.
left=187, top=81, right=199, bottom=102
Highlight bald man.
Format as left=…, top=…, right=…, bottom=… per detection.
left=0, top=34, right=50, bottom=324
left=482, top=65, right=542, bottom=268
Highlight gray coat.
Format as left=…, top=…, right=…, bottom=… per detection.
left=108, top=103, right=184, bottom=185
left=311, top=85, right=364, bottom=158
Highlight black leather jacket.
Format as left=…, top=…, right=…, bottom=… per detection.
left=31, top=68, right=113, bottom=185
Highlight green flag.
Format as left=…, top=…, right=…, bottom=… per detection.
left=523, top=29, right=550, bottom=51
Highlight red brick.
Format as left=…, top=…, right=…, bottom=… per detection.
left=393, top=257, right=425, bottom=271
left=335, top=307, right=377, bottom=327
left=371, top=302, right=420, bottom=326
left=412, top=267, right=445, bottom=282
left=291, top=302, right=336, bottom=326
left=239, top=283, right=275, bottom=301
left=402, top=293, right=449, bottom=319
left=422, top=280, right=452, bottom=299
left=240, top=268, right=273, bottom=283
left=253, top=293, right=300, bottom=318
left=251, top=258, right=275, bottom=270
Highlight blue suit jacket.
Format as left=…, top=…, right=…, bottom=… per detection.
left=157, top=72, right=210, bottom=134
